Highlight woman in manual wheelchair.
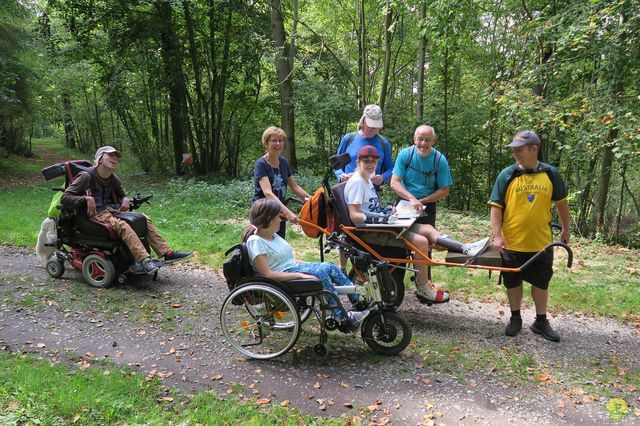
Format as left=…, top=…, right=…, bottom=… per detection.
left=219, top=198, right=412, bottom=359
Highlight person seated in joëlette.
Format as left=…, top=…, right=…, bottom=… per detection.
left=344, top=145, right=491, bottom=304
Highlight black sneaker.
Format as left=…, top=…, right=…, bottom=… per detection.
left=143, top=259, right=160, bottom=275
left=505, top=316, right=522, bottom=337
left=530, top=319, right=560, bottom=342
left=163, top=251, right=193, bottom=263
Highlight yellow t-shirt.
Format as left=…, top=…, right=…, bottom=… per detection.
left=488, top=164, right=568, bottom=252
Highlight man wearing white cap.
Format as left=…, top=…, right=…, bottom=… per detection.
left=489, top=130, right=570, bottom=342
left=334, top=104, right=394, bottom=187
left=61, top=146, right=192, bottom=274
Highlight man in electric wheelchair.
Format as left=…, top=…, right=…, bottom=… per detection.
left=59, top=146, right=192, bottom=279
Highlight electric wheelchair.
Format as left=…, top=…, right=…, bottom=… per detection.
left=41, top=160, right=159, bottom=288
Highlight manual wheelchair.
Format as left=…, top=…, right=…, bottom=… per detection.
left=219, top=233, right=412, bottom=360
left=41, top=160, right=159, bottom=288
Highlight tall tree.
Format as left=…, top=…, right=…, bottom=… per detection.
left=269, top=0, right=297, bottom=168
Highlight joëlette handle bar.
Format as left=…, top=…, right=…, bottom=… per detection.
left=520, top=242, right=573, bottom=270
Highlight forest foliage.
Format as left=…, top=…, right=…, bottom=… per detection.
left=0, top=0, right=638, bottom=246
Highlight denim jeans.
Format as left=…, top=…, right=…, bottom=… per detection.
left=285, top=262, right=359, bottom=319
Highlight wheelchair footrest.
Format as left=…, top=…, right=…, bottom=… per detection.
left=445, top=244, right=503, bottom=267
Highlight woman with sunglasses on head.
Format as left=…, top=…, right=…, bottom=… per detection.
left=246, top=198, right=370, bottom=332
left=344, top=146, right=490, bottom=304
left=252, top=126, right=310, bottom=239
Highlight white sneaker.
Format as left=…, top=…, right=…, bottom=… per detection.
left=462, top=237, right=491, bottom=258
left=416, top=282, right=450, bottom=303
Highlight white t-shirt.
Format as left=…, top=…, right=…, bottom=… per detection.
left=246, top=234, right=297, bottom=272
left=344, top=172, right=383, bottom=216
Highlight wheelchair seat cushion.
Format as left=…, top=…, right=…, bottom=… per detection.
left=73, top=212, right=147, bottom=241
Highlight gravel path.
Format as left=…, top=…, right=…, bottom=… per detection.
left=1, top=245, right=638, bottom=425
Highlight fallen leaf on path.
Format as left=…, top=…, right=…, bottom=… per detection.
left=171, top=303, right=182, bottom=308
left=211, top=374, right=223, bottom=381
left=157, top=396, right=174, bottom=403
left=341, top=381, right=350, bottom=388
left=280, top=400, right=289, bottom=407
left=314, top=381, right=321, bottom=389
left=255, top=397, right=271, bottom=405
left=36, top=343, right=46, bottom=348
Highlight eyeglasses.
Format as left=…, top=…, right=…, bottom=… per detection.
left=415, top=136, right=434, bottom=143
left=269, top=139, right=285, bottom=144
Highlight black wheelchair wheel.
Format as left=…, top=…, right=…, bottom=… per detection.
left=220, top=282, right=300, bottom=360
left=81, top=254, right=116, bottom=288
left=361, top=311, right=412, bottom=356
left=46, top=258, right=65, bottom=279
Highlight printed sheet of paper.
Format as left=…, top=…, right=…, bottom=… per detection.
left=395, top=199, right=421, bottom=219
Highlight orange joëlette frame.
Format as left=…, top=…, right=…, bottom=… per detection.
left=295, top=218, right=568, bottom=274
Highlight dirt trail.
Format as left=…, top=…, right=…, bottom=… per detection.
left=1, top=246, right=638, bottom=425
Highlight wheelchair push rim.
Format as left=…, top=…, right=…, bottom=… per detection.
left=220, top=283, right=301, bottom=360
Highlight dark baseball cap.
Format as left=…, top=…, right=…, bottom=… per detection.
left=357, top=145, right=380, bottom=159
left=507, top=130, right=540, bottom=148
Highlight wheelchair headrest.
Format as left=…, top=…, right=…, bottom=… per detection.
left=330, top=182, right=354, bottom=227
left=328, top=153, right=351, bottom=171
left=41, top=160, right=93, bottom=187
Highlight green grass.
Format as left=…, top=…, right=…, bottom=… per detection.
left=0, top=351, right=339, bottom=425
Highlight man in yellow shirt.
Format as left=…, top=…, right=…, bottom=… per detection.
left=489, top=131, right=570, bottom=342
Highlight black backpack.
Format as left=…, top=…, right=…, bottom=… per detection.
left=222, top=243, right=254, bottom=292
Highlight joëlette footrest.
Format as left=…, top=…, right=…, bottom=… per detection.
left=445, top=244, right=503, bottom=267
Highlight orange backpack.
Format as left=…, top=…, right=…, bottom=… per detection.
left=299, top=187, right=335, bottom=238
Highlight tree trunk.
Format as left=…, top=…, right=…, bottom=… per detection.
left=592, top=6, right=627, bottom=236
left=182, top=0, right=205, bottom=172
left=442, top=46, right=449, bottom=157
left=593, top=134, right=615, bottom=234
left=378, top=0, right=392, bottom=109
left=213, top=4, right=233, bottom=172
left=416, top=1, right=427, bottom=122
left=61, top=93, right=76, bottom=149
left=156, top=2, right=189, bottom=175
left=269, top=0, right=297, bottom=168
left=357, top=0, right=367, bottom=108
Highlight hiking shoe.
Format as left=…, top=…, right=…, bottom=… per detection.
left=462, top=237, right=491, bottom=258
left=530, top=319, right=560, bottom=342
left=131, top=259, right=160, bottom=275
left=143, top=259, right=160, bottom=275
left=163, top=250, right=193, bottom=263
left=415, top=281, right=450, bottom=304
left=505, top=316, right=523, bottom=337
